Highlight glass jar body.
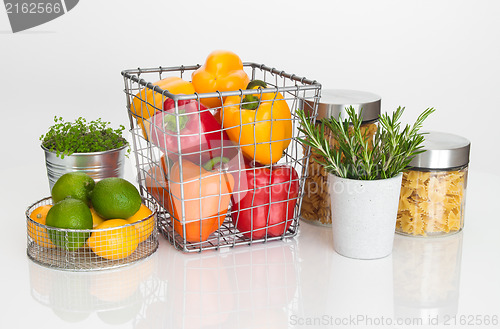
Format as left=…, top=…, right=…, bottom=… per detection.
left=300, top=120, right=378, bottom=226
left=396, top=166, right=468, bottom=236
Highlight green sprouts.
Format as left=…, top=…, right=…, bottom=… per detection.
left=40, top=117, right=128, bottom=158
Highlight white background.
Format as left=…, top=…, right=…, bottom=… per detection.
left=1, top=0, right=499, bottom=180
left=1, top=1, right=499, bottom=328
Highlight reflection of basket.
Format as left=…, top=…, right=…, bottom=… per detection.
left=29, top=255, right=164, bottom=324
left=122, top=63, right=321, bottom=252
left=26, top=197, right=159, bottom=270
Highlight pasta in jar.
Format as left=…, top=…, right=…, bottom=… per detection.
left=300, top=89, right=381, bottom=226
left=395, top=131, right=470, bottom=237
left=301, top=121, right=378, bottom=226
left=396, top=168, right=467, bottom=236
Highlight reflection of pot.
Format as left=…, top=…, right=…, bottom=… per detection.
left=327, top=254, right=393, bottom=318
left=28, top=253, right=159, bottom=324
left=42, top=144, right=128, bottom=191
left=393, top=232, right=463, bottom=321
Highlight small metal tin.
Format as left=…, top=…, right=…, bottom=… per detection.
left=303, top=89, right=381, bottom=122
left=409, top=131, right=471, bottom=169
left=42, top=144, right=128, bottom=191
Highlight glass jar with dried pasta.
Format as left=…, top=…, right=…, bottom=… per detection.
left=300, top=89, right=381, bottom=226
left=396, top=131, right=471, bottom=236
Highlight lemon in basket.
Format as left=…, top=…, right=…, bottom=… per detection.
left=90, top=207, right=106, bottom=228
left=51, top=172, right=95, bottom=206
left=126, top=204, right=154, bottom=243
left=90, top=178, right=141, bottom=219
left=87, top=219, right=139, bottom=260
left=45, top=198, right=93, bottom=251
left=28, top=205, right=55, bottom=248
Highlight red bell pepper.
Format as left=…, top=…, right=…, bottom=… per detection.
left=231, top=164, right=299, bottom=239
left=149, top=98, right=231, bottom=162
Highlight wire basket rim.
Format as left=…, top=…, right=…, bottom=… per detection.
left=26, top=196, right=158, bottom=233
left=121, top=62, right=321, bottom=102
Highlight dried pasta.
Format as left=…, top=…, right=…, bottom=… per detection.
left=396, top=169, right=466, bottom=236
left=301, top=122, right=378, bottom=225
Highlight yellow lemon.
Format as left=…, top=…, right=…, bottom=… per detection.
left=28, top=205, right=55, bottom=248
left=87, top=219, right=139, bottom=260
left=126, top=204, right=154, bottom=244
left=90, top=207, right=106, bottom=228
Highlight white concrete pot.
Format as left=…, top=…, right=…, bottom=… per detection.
left=329, top=173, right=403, bottom=260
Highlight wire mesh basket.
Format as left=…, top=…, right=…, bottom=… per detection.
left=26, top=197, right=159, bottom=271
left=122, top=62, right=321, bottom=252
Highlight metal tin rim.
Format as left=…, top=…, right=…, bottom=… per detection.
left=409, top=131, right=471, bottom=169
left=303, top=89, right=381, bottom=122
left=41, top=143, right=129, bottom=156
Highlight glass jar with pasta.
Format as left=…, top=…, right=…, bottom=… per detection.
left=300, top=90, right=381, bottom=226
left=396, top=132, right=471, bottom=236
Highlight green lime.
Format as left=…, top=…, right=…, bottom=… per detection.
left=51, top=172, right=95, bottom=206
left=90, top=177, right=141, bottom=219
left=46, top=198, right=93, bottom=251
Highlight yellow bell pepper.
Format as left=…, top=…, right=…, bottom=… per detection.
left=130, top=76, right=195, bottom=139
left=221, top=80, right=292, bottom=165
left=192, top=50, right=249, bottom=109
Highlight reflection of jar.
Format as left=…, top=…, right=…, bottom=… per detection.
left=300, top=90, right=381, bottom=226
left=396, top=132, right=471, bottom=236
left=393, top=232, right=463, bottom=320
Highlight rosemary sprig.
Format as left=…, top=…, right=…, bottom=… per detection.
left=297, top=106, right=435, bottom=180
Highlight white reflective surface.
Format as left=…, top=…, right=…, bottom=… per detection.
left=1, top=170, right=495, bottom=329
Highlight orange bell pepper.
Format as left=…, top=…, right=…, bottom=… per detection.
left=221, top=80, right=293, bottom=165
left=168, top=157, right=235, bottom=243
left=191, top=50, right=250, bottom=109
left=131, top=76, right=195, bottom=139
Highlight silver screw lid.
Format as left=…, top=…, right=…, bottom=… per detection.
left=410, top=131, right=471, bottom=169
left=303, top=89, right=381, bottom=122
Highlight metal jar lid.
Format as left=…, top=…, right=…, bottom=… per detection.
left=303, top=89, right=381, bottom=122
left=409, top=131, right=471, bottom=169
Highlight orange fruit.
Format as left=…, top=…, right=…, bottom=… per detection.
left=126, top=204, right=154, bottom=243
left=28, top=205, right=55, bottom=248
left=87, top=219, right=139, bottom=260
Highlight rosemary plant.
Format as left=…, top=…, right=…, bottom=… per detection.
left=297, top=106, right=435, bottom=180
left=40, top=117, right=129, bottom=158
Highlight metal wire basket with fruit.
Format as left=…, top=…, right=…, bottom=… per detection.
left=122, top=50, right=321, bottom=252
left=26, top=174, right=159, bottom=271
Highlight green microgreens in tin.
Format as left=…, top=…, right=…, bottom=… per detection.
left=297, top=106, right=435, bottom=180
left=40, top=116, right=129, bottom=158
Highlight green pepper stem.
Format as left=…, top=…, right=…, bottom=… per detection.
left=203, top=156, right=230, bottom=171
left=246, top=80, right=267, bottom=90
left=241, top=95, right=260, bottom=110
left=242, top=80, right=267, bottom=110
left=163, top=109, right=188, bottom=133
